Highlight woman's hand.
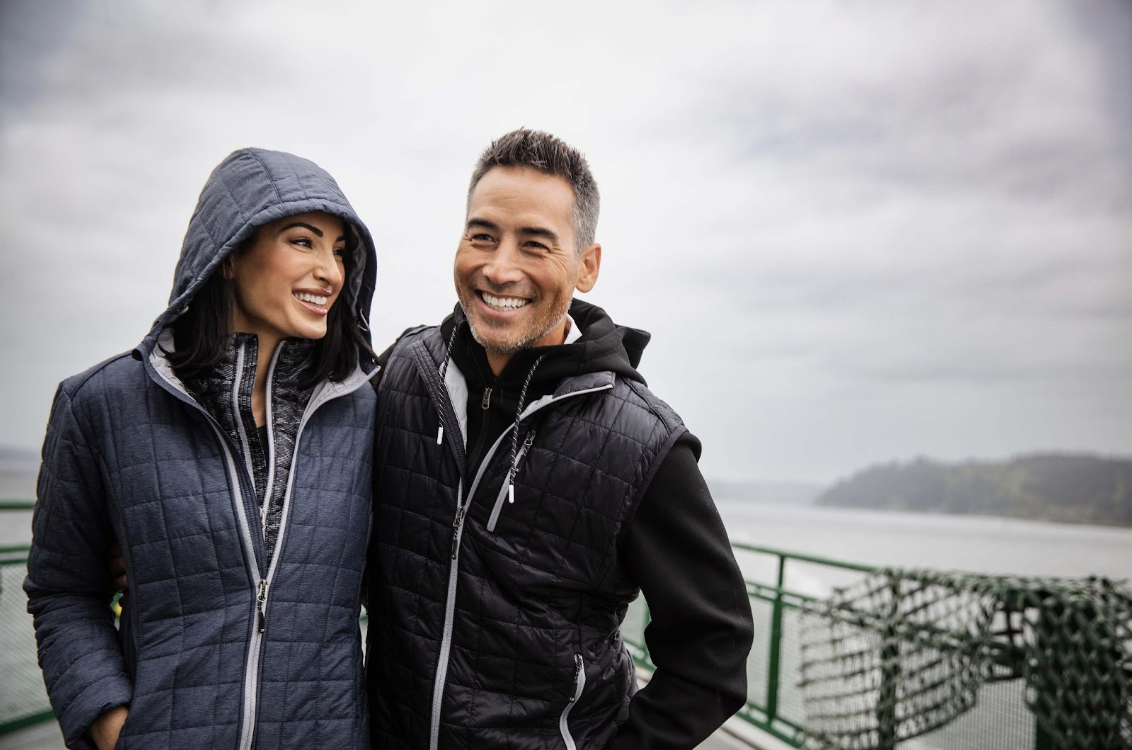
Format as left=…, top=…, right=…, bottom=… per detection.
left=90, top=706, right=128, bottom=750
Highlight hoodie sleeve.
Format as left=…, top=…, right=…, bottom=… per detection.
left=609, top=435, right=754, bottom=750
left=24, top=383, right=132, bottom=750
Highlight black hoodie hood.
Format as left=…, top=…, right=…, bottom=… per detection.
left=441, top=298, right=651, bottom=479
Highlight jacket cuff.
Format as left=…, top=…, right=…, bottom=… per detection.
left=59, top=677, right=132, bottom=750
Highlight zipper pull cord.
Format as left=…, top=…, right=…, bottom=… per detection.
left=509, top=429, right=538, bottom=504
left=435, top=323, right=461, bottom=446
left=506, top=355, right=545, bottom=504
left=570, top=654, right=583, bottom=702
left=257, top=579, right=269, bottom=633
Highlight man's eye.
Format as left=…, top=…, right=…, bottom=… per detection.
left=471, top=233, right=494, bottom=243
left=524, top=241, right=548, bottom=251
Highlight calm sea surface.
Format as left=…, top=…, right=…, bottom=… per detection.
left=715, top=500, right=1132, bottom=597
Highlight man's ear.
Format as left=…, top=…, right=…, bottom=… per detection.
left=575, top=243, right=601, bottom=293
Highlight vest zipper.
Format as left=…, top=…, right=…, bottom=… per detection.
left=559, top=654, right=586, bottom=750
left=487, top=428, right=537, bottom=533
left=482, top=387, right=492, bottom=410
left=450, top=504, right=468, bottom=560
left=260, top=343, right=285, bottom=533
left=425, top=376, right=614, bottom=750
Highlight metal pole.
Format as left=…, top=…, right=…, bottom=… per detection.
left=876, top=575, right=901, bottom=750
left=765, top=554, right=787, bottom=725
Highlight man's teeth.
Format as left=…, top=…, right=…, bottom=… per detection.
left=295, top=292, right=328, bottom=306
left=482, top=292, right=529, bottom=311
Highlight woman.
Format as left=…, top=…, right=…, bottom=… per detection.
left=25, top=148, right=378, bottom=750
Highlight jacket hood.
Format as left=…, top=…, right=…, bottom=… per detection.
left=137, top=148, right=378, bottom=357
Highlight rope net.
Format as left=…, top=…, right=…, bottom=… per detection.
left=798, top=570, right=1132, bottom=749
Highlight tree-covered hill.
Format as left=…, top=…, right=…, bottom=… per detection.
left=817, top=453, right=1132, bottom=527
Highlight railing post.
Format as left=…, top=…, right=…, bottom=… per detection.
left=876, top=574, right=901, bottom=750
left=765, top=554, right=787, bottom=725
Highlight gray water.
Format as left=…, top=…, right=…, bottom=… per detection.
left=717, top=500, right=1132, bottom=597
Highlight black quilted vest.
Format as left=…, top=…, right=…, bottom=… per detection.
left=369, top=325, right=687, bottom=750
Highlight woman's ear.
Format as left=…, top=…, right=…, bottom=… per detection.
left=221, top=258, right=235, bottom=280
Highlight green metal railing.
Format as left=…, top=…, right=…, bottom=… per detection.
left=0, top=505, right=890, bottom=743
left=5, top=500, right=1124, bottom=749
left=621, top=541, right=876, bottom=747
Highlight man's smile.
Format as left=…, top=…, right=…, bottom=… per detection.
left=479, top=291, right=531, bottom=312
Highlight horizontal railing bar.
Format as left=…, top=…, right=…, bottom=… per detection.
left=0, top=500, right=35, bottom=510
left=730, top=540, right=878, bottom=573
left=0, top=710, right=57, bottom=738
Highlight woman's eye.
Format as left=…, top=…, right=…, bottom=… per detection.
left=333, top=247, right=346, bottom=258
left=291, top=237, right=313, bottom=248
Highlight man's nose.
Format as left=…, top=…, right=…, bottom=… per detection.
left=483, top=239, right=523, bottom=285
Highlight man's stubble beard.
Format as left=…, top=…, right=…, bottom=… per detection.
left=458, top=287, right=572, bottom=358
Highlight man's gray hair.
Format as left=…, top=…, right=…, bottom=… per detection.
left=467, top=128, right=600, bottom=252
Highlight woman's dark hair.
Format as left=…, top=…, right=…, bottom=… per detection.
left=167, top=226, right=375, bottom=386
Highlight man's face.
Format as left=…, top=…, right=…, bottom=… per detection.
left=454, top=166, right=600, bottom=371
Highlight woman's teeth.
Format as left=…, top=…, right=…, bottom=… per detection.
left=294, top=292, right=328, bottom=305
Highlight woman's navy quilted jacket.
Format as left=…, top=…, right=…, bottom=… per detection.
left=25, top=149, right=378, bottom=750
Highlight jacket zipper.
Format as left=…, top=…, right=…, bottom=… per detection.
left=487, top=428, right=537, bottom=532
left=559, top=654, right=586, bottom=750
left=260, top=343, right=284, bottom=532
left=425, top=371, right=614, bottom=750
left=150, top=341, right=373, bottom=750
left=238, top=366, right=372, bottom=749
left=205, top=419, right=267, bottom=750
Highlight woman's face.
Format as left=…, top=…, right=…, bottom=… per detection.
left=229, top=211, right=347, bottom=347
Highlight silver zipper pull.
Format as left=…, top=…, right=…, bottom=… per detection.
left=515, top=429, right=537, bottom=471
left=437, top=424, right=444, bottom=445
left=482, top=387, right=492, bottom=410
left=257, top=579, right=269, bottom=633
left=450, top=505, right=468, bottom=559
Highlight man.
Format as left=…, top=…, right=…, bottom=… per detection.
left=367, top=129, right=754, bottom=750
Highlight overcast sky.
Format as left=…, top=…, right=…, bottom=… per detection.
left=1, top=0, right=1129, bottom=483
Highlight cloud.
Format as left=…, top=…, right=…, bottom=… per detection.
left=1, top=0, right=1128, bottom=482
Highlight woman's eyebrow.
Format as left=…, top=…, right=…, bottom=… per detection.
left=278, top=222, right=347, bottom=243
left=279, top=221, right=323, bottom=237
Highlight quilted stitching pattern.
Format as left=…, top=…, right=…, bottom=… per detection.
left=26, top=148, right=377, bottom=750
left=369, top=326, right=683, bottom=750
left=29, top=354, right=374, bottom=750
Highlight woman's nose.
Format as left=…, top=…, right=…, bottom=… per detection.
left=315, top=249, right=345, bottom=289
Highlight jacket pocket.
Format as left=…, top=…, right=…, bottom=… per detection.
left=559, top=653, right=586, bottom=750
left=487, top=429, right=536, bottom=532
